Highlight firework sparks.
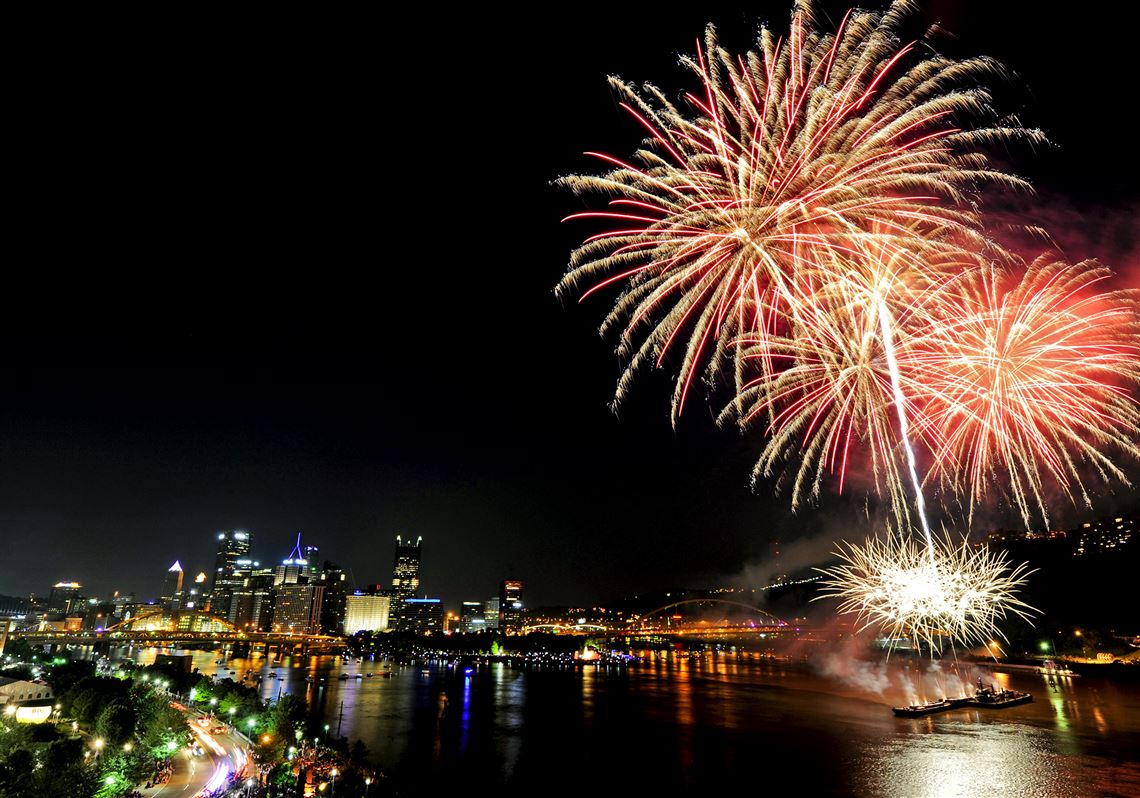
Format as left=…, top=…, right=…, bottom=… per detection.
left=817, top=531, right=1036, bottom=653
left=557, top=0, right=1039, bottom=424
left=729, top=233, right=969, bottom=528
left=556, top=1, right=1140, bottom=652
left=914, top=258, right=1140, bottom=528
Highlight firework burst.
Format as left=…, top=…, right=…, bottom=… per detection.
left=728, top=231, right=972, bottom=526
left=817, top=531, right=1036, bottom=653
left=557, top=0, right=1039, bottom=424
left=913, top=258, right=1140, bottom=527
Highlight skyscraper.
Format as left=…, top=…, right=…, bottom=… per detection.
left=229, top=561, right=276, bottom=632
left=390, top=535, right=422, bottom=600
left=461, top=601, right=486, bottom=633
left=483, top=598, right=501, bottom=630
left=271, top=583, right=325, bottom=635
left=161, top=562, right=184, bottom=613
left=46, top=582, right=81, bottom=616
left=499, top=579, right=524, bottom=633
left=317, top=561, right=349, bottom=635
left=389, top=535, right=422, bottom=631
left=210, top=530, right=251, bottom=619
left=274, top=533, right=320, bottom=586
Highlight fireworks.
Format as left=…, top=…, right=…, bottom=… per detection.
left=557, top=0, right=1037, bottom=424
left=730, top=233, right=967, bottom=529
left=817, top=532, right=1036, bottom=654
left=914, top=259, right=1140, bottom=528
left=557, top=0, right=1139, bottom=652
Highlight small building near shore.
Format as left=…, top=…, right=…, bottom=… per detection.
left=0, top=677, right=55, bottom=722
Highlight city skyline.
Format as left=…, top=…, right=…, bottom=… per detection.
left=0, top=1, right=1136, bottom=609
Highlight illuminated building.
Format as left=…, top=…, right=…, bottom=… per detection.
left=318, top=561, right=349, bottom=635
left=229, top=559, right=276, bottom=631
left=483, top=598, right=500, bottom=630
left=499, top=579, right=524, bottom=633
left=161, top=561, right=184, bottom=612
left=0, top=677, right=53, bottom=708
left=271, top=583, right=325, bottom=635
left=391, top=535, right=422, bottom=599
left=397, top=597, right=443, bottom=634
left=389, top=535, right=423, bottom=630
left=343, top=593, right=391, bottom=634
left=210, top=530, right=251, bottom=619
left=45, top=582, right=81, bottom=616
left=83, top=601, right=114, bottom=631
left=461, top=601, right=486, bottom=633
left=1074, top=515, right=1136, bottom=556
left=274, top=534, right=320, bottom=586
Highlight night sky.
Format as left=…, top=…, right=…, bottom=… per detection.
left=3, top=2, right=1137, bottom=608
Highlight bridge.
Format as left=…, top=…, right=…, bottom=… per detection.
left=11, top=609, right=342, bottom=654
left=524, top=600, right=794, bottom=638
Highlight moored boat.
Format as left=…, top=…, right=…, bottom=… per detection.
left=892, top=696, right=970, bottom=717
left=966, top=686, right=1033, bottom=709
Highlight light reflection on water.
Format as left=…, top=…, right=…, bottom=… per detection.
left=113, top=647, right=1140, bottom=795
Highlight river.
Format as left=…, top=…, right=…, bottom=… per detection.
left=110, top=646, right=1140, bottom=796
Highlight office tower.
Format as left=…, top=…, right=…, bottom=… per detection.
left=483, top=598, right=501, bottom=630
left=391, top=535, right=422, bottom=599
left=227, top=558, right=260, bottom=627
left=499, top=579, right=524, bottom=633
left=318, top=561, right=349, bottom=635
left=46, top=582, right=81, bottom=616
left=397, top=597, right=443, bottom=634
left=274, top=533, right=320, bottom=586
left=161, top=562, right=184, bottom=612
left=83, top=601, right=115, bottom=631
left=343, top=593, right=391, bottom=634
left=271, top=583, right=325, bottom=635
left=230, top=563, right=276, bottom=632
left=389, top=535, right=423, bottom=631
left=210, top=530, right=251, bottom=619
left=461, top=601, right=486, bottom=633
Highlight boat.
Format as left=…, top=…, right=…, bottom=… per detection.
left=966, top=686, right=1033, bottom=709
left=354, top=673, right=363, bottom=679
left=892, top=696, right=970, bottom=717
left=1038, top=660, right=1078, bottom=677
left=337, top=673, right=349, bottom=681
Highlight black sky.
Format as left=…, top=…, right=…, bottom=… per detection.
left=3, top=2, right=1137, bottom=608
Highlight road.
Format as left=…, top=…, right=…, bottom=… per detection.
left=140, top=710, right=252, bottom=798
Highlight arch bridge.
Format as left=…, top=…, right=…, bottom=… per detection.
left=627, top=598, right=789, bottom=635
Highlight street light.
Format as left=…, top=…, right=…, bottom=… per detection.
left=330, top=767, right=338, bottom=797
left=364, top=776, right=372, bottom=797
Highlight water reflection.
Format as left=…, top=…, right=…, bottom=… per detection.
left=105, top=647, right=1140, bottom=795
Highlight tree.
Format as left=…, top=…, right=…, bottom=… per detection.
left=96, top=700, right=137, bottom=746
left=46, top=660, right=95, bottom=697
